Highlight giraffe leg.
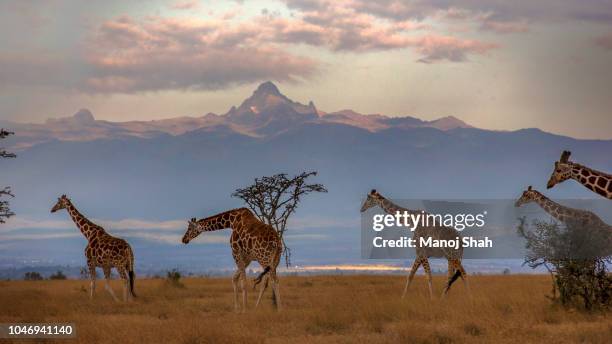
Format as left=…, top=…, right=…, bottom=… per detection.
left=402, top=258, right=422, bottom=299
left=270, top=270, right=280, bottom=311
left=88, top=263, right=96, bottom=300
left=255, top=275, right=269, bottom=309
left=118, top=267, right=129, bottom=302
left=240, top=269, right=247, bottom=312
left=421, top=259, right=434, bottom=299
left=103, top=267, right=119, bottom=302
left=458, top=262, right=471, bottom=296
left=232, top=270, right=241, bottom=312
left=442, top=260, right=459, bottom=297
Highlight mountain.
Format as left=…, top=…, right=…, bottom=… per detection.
left=2, top=82, right=612, bottom=270
left=225, top=81, right=318, bottom=135
left=1, top=81, right=474, bottom=150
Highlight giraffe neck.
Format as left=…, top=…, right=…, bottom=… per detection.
left=65, top=201, right=101, bottom=241
left=377, top=196, right=421, bottom=216
left=569, top=163, right=612, bottom=199
left=197, top=208, right=251, bottom=232
left=530, top=191, right=578, bottom=223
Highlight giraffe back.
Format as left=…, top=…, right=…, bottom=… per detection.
left=414, top=225, right=463, bottom=260
left=231, top=212, right=282, bottom=268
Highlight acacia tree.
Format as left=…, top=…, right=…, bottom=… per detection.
left=1, top=129, right=16, bottom=223
left=232, top=171, right=327, bottom=266
left=517, top=217, right=612, bottom=310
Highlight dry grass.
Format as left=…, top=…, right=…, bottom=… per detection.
left=0, top=275, right=610, bottom=343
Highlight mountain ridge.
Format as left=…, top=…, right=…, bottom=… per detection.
left=1, top=82, right=485, bottom=150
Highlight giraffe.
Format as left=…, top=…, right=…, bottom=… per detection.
left=515, top=186, right=612, bottom=256
left=51, top=195, right=136, bottom=301
left=181, top=208, right=282, bottom=311
left=546, top=150, right=612, bottom=199
left=515, top=186, right=611, bottom=229
left=360, top=190, right=469, bottom=299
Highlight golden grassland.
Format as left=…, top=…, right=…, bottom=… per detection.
left=0, top=275, right=610, bottom=343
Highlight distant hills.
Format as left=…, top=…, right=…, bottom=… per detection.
left=1, top=82, right=611, bottom=270
left=3, top=80, right=611, bottom=217
left=1, top=81, right=473, bottom=150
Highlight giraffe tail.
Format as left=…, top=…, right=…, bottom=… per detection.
left=253, top=266, right=271, bottom=289
left=128, top=270, right=137, bottom=297
left=444, top=269, right=462, bottom=293
left=127, top=251, right=137, bottom=298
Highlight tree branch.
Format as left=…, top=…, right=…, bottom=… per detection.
left=232, top=171, right=327, bottom=266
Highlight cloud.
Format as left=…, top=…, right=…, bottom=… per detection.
left=171, top=1, right=200, bottom=11
left=412, top=35, right=498, bottom=63
left=286, top=0, right=612, bottom=25
left=0, top=232, right=80, bottom=241
left=289, top=216, right=357, bottom=229
left=0, top=216, right=227, bottom=245
left=0, top=216, right=184, bottom=232
left=273, top=0, right=498, bottom=62
left=285, top=0, right=612, bottom=37
left=0, top=217, right=73, bottom=232
left=75, top=6, right=499, bottom=93
left=480, top=19, right=529, bottom=34
left=0, top=215, right=349, bottom=245
left=11, top=0, right=588, bottom=94
left=82, top=15, right=317, bottom=93
left=595, top=33, right=612, bottom=51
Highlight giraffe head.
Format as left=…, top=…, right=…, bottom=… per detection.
left=181, top=218, right=201, bottom=244
left=514, top=186, right=539, bottom=207
left=360, top=189, right=382, bottom=212
left=51, top=194, right=70, bottom=213
left=546, top=150, right=573, bottom=189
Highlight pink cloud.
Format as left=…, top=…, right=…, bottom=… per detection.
left=480, top=19, right=529, bottom=34
left=274, top=0, right=498, bottom=60
left=171, top=1, right=200, bottom=11
left=595, top=33, right=612, bottom=51
left=83, top=16, right=317, bottom=93
left=411, top=35, right=499, bottom=63
left=0, top=1, right=502, bottom=94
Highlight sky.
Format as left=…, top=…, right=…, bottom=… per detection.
left=0, top=0, right=611, bottom=139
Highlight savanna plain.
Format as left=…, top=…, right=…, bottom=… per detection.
left=0, top=275, right=610, bottom=343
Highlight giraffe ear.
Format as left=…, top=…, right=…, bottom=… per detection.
left=370, top=189, right=376, bottom=194
left=190, top=217, right=196, bottom=222
left=528, top=185, right=532, bottom=191
left=560, top=150, right=571, bottom=163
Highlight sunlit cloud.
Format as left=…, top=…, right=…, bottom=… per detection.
left=82, top=15, right=317, bottom=93
left=595, top=32, right=612, bottom=50
left=171, top=0, right=200, bottom=11
left=0, top=0, right=504, bottom=94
